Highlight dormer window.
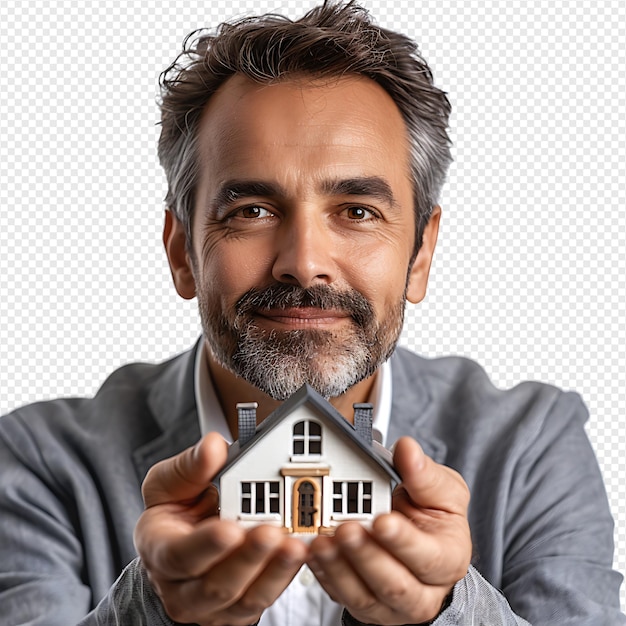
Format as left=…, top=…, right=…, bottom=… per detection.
left=293, top=420, right=322, bottom=456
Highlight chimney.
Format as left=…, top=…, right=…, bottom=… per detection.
left=237, top=402, right=258, bottom=446
left=353, top=403, right=373, bottom=446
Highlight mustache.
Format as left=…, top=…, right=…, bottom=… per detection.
left=235, top=284, right=374, bottom=328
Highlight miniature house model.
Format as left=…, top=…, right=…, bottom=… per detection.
left=217, top=384, right=399, bottom=536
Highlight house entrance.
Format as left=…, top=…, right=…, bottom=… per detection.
left=293, top=478, right=320, bottom=532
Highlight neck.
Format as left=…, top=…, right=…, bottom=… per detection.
left=204, top=343, right=378, bottom=439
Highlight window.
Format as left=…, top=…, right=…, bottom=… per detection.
left=292, top=420, right=322, bottom=456
left=332, top=481, right=372, bottom=515
left=241, top=481, right=280, bottom=515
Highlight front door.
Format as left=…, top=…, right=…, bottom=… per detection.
left=293, top=478, right=320, bottom=532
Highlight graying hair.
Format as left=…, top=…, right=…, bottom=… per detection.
left=158, top=0, right=452, bottom=253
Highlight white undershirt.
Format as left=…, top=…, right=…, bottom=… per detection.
left=193, top=340, right=393, bottom=626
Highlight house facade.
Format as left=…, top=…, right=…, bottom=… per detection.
left=217, top=385, right=399, bottom=536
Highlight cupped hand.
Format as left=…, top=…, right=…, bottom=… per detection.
left=308, top=436, right=471, bottom=625
left=134, top=433, right=308, bottom=626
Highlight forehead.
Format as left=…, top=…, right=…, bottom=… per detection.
left=196, top=74, right=412, bottom=189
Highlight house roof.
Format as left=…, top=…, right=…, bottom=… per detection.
left=214, top=383, right=400, bottom=485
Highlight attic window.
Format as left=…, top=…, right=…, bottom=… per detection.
left=292, top=420, right=322, bottom=456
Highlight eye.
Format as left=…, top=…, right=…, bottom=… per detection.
left=236, top=205, right=275, bottom=219
left=343, top=205, right=379, bottom=220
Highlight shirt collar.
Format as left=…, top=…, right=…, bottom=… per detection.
left=194, top=339, right=393, bottom=447
left=194, top=340, right=234, bottom=443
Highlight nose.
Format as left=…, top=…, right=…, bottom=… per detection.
left=271, top=212, right=337, bottom=288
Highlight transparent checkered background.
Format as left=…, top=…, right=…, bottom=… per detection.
left=1, top=0, right=625, bottom=609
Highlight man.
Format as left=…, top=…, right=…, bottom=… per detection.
left=0, top=2, right=623, bottom=625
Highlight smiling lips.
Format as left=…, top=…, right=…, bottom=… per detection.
left=254, top=306, right=352, bottom=329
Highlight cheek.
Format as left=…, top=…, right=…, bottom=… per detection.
left=340, top=240, right=410, bottom=311
left=197, top=238, right=276, bottom=303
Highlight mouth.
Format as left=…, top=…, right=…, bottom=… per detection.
left=253, top=306, right=353, bottom=329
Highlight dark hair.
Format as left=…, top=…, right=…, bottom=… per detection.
left=158, top=0, right=452, bottom=253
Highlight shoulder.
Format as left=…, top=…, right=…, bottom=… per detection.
left=391, top=346, right=497, bottom=391
left=0, top=345, right=197, bottom=465
left=390, top=346, right=588, bottom=440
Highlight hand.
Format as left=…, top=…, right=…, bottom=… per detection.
left=308, top=436, right=471, bottom=625
left=134, top=433, right=308, bottom=626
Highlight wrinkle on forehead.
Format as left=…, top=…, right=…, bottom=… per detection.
left=199, top=73, right=410, bottom=158
left=194, top=73, right=413, bottom=210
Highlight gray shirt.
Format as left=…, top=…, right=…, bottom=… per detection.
left=0, top=343, right=624, bottom=625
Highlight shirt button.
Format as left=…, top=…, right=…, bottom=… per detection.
left=299, top=565, right=315, bottom=586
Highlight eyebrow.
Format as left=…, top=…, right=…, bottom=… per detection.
left=210, top=181, right=282, bottom=215
left=209, top=175, right=399, bottom=215
left=320, top=176, right=399, bottom=208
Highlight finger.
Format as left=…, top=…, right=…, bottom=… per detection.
left=308, top=532, right=373, bottom=608
left=227, top=538, right=308, bottom=621
left=196, top=525, right=289, bottom=608
left=142, top=432, right=229, bottom=508
left=373, top=511, right=471, bottom=585
left=335, top=514, right=444, bottom=624
left=313, top=522, right=454, bottom=625
left=159, top=526, right=297, bottom=623
left=393, top=437, right=469, bottom=515
left=138, top=516, right=246, bottom=579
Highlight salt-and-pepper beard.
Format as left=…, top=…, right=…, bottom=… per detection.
left=198, top=283, right=406, bottom=400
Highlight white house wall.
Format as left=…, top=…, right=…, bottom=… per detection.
left=219, top=404, right=393, bottom=533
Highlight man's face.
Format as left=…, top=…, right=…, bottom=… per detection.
left=167, top=74, right=439, bottom=400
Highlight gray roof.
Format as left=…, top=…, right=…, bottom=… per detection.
left=214, top=383, right=400, bottom=486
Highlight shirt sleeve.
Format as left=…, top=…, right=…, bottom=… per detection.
left=80, top=558, right=262, bottom=626
left=77, top=558, right=175, bottom=626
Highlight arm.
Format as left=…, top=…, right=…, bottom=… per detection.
left=0, top=417, right=92, bottom=626
left=498, top=391, right=625, bottom=624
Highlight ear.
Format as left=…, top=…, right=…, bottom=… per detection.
left=163, top=210, right=197, bottom=300
left=406, top=205, right=441, bottom=304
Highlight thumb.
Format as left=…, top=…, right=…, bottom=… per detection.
left=141, top=432, right=229, bottom=508
left=393, top=436, right=469, bottom=515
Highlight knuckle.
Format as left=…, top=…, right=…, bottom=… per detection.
left=420, top=543, right=447, bottom=580
left=171, top=451, right=191, bottom=483
left=442, top=467, right=471, bottom=506
left=140, top=467, right=156, bottom=499
left=379, top=580, right=410, bottom=604
left=228, top=599, right=265, bottom=625
left=349, top=594, right=378, bottom=614
left=453, top=553, right=471, bottom=581
left=141, top=462, right=165, bottom=504
left=407, top=594, right=443, bottom=624
left=153, top=542, right=185, bottom=574
left=160, top=597, right=191, bottom=623
left=202, top=581, right=239, bottom=607
left=453, top=470, right=471, bottom=506
left=235, top=594, right=269, bottom=616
